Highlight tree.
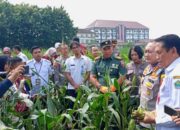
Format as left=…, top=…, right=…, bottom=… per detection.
left=0, top=0, right=77, bottom=49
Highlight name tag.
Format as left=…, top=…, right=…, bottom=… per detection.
left=35, top=78, right=41, bottom=86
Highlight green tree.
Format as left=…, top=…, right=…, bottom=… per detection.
left=0, top=0, right=77, bottom=49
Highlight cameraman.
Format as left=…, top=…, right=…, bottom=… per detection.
left=0, top=65, right=24, bottom=98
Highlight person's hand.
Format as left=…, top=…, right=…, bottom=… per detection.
left=74, top=84, right=80, bottom=90
left=141, top=111, right=156, bottom=124
left=110, top=85, right=116, bottom=92
left=100, top=86, right=108, bottom=93
left=53, top=61, right=59, bottom=68
left=172, top=116, right=180, bottom=125
left=8, top=65, right=24, bottom=83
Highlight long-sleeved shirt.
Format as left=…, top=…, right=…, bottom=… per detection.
left=0, top=79, right=12, bottom=98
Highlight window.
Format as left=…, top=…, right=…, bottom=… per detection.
left=95, top=29, right=100, bottom=33
left=133, top=35, right=138, bottom=40
left=87, top=34, right=91, bottom=38
left=139, top=30, right=144, bottom=34
left=145, top=30, right=149, bottom=34
left=107, top=29, right=111, bottom=33
left=145, top=35, right=149, bottom=39
left=95, top=34, right=100, bottom=39
left=101, top=28, right=106, bottom=33
left=126, top=35, right=133, bottom=39
left=139, top=35, right=144, bottom=39
left=102, top=33, right=106, bottom=39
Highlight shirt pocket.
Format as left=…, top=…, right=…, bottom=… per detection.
left=142, top=77, right=159, bottom=100
left=69, top=64, right=76, bottom=73
left=96, top=66, right=104, bottom=76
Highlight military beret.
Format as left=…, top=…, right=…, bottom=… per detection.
left=100, top=40, right=112, bottom=48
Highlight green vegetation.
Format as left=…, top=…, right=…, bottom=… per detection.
left=0, top=0, right=77, bottom=49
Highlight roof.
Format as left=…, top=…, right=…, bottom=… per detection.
left=78, top=29, right=94, bottom=34
left=86, top=19, right=149, bottom=29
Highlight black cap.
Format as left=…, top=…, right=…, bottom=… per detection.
left=100, top=40, right=112, bottom=48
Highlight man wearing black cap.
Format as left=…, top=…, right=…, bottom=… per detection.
left=90, top=40, right=126, bottom=93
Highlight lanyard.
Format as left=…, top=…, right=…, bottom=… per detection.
left=34, top=61, right=42, bottom=74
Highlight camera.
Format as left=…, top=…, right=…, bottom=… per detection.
left=0, top=71, right=7, bottom=78
left=23, top=65, right=29, bottom=75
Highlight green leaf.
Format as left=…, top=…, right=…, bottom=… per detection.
left=47, top=96, right=57, bottom=116
left=108, top=106, right=121, bottom=128
left=30, top=114, right=39, bottom=120
left=40, top=109, right=47, bottom=115
left=87, top=93, right=99, bottom=102
left=61, top=113, right=72, bottom=122
left=81, top=103, right=89, bottom=114
left=64, top=96, right=76, bottom=102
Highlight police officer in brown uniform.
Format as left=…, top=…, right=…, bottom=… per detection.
left=126, top=45, right=148, bottom=97
left=139, top=41, right=164, bottom=128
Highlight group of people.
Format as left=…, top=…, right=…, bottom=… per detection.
left=0, top=34, right=180, bottom=129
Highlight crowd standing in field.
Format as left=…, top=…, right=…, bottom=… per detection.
left=0, top=34, right=180, bottom=129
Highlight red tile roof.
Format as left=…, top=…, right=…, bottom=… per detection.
left=86, top=19, right=148, bottom=29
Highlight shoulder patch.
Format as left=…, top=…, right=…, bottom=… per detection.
left=174, top=80, right=180, bottom=89
left=95, top=56, right=101, bottom=61
left=173, top=76, right=180, bottom=79
left=114, top=56, right=122, bottom=60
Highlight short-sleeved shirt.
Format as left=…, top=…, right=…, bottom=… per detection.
left=54, top=55, right=68, bottom=86
left=91, top=55, right=126, bottom=86
left=156, top=57, right=180, bottom=124
left=27, top=58, right=53, bottom=95
left=140, top=64, right=164, bottom=111
left=126, top=61, right=148, bottom=84
left=65, top=55, right=91, bottom=90
left=17, top=52, right=28, bottom=63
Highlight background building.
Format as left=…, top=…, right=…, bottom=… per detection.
left=76, top=29, right=96, bottom=44
left=86, top=19, right=149, bottom=43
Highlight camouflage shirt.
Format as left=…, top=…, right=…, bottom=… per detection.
left=91, top=55, right=126, bottom=86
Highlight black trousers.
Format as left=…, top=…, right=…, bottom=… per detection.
left=66, top=89, right=77, bottom=109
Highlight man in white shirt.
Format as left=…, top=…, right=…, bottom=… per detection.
left=27, top=46, right=53, bottom=96
left=139, top=34, right=180, bottom=130
left=64, top=41, right=91, bottom=100
left=13, top=45, right=28, bottom=63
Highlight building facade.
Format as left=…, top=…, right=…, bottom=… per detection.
left=76, top=29, right=96, bottom=44
left=86, top=20, right=149, bottom=43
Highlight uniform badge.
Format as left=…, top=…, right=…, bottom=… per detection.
left=111, top=64, right=118, bottom=69
left=174, top=80, right=180, bottom=89
left=173, top=76, right=180, bottom=79
left=146, top=90, right=151, bottom=96
left=151, top=72, right=158, bottom=79
left=145, top=81, right=153, bottom=89
left=35, top=78, right=41, bottom=86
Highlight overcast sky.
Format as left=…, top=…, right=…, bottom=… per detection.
left=8, top=0, right=180, bottom=39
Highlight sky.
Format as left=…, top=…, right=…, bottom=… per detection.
left=8, top=0, right=180, bottom=39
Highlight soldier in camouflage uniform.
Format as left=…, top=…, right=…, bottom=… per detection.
left=90, top=40, right=126, bottom=92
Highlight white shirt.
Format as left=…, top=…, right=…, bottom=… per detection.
left=65, top=55, right=91, bottom=89
left=27, top=59, right=53, bottom=94
left=17, top=52, right=28, bottom=63
left=156, top=57, right=180, bottom=124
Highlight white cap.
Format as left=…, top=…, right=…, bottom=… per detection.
left=48, top=47, right=57, bottom=56
left=54, top=42, right=61, bottom=49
